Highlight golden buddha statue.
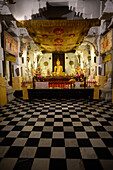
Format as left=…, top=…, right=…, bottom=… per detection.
left=53, top=58, right=65, bottom=76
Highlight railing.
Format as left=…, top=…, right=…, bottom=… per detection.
left=85, top=80, right=97, bottom=87
left=21, top=80, right=97, bottom=89
left=49, top=81, right=73, bottom=88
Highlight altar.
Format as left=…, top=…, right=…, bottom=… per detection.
left=28, top=88, right=94, bottom=102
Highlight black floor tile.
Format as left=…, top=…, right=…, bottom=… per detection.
left=102, top=139, right=113, bottom=147
left=18, top=132, right=30, bottom=138
left=53, top=126, right=63, bottom=131
left=13, top=158, right=33, bottom=170
left=49, top=159, right=67, bottom=170
left=32, top=126, right=43, bottom=131
left=0, top=138, right=15, bottom=146
left=74, top=127, right=85, bottom=132
left=45, top=122, right=54, bottom=126
left=35, top=147, right=51, bottom=158
left=64, top=132, right=76, bottom=138
left=63, top=122, right=73, bottom=126
left=41, top=132, right=52, bottom=138
left=8, top=121, right=18, bottom=125
left=38, top=118, right=46, bottom=121
left=66, top=147, right=81, bottom=159
left=0, top=126, right=5, bottom=130
left=47, top=115, right=54, bottom=118
left=83, top=159, right=103, bottom=170
left=25, top=138, right=39, bottom=147
left=94, top=148, right=113, bottom=159
left=71, top=118, right=80, bottom=122
left=109, top=132, right=113, bottom=137
left=77, top=139, right=92, bottom=147
left=0, top=131, right=9, bottom=137
left=100, top=122, right=111, bottom=126
left=63, top=115, right=70, bottom=118
left=52, top=139, right=65, bottom=147
left=12, top=126, right=23, bottom=131
left=20, top=118, right=29, bottom=121
left=94, top=126, right=106, bottom=131
left=88, top=118, right=97, bottom=121
left=26, top=122, right=35, bottom=126
left=82, top=122, right=92, bottom=126
left=54, top=118, right=63, bottom=122
left=87, top=132, right=100, bottom=138
left=5, top=146, right=23, bottom=158
left=4, top=118, right=13, bottom=121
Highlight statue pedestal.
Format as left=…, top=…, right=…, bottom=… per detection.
left=6, top=77, right=15, bottom=103
left=22, top=86, right=28, bottom=100
left=101, top=89, right=112, bottom=101
left=52, top=72, right=65, bottom=76
left=93, top=85, right=100, bottom=100
left=7, top=88, right=15, bottom=103
left=100, top=77, right=112, bottom=101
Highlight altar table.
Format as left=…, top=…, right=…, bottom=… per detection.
left=28, top=88, right=94, bottom=102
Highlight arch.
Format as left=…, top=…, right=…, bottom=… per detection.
left=76, top=49, right=89, bottom=57
left=27, top=49, right=39, bottom=61
left=21, top=39, right=32, bottom=53
left=74, top=51, right=84, bottom=64
left=83, top=40, right=97, bottom=54
left=34, top=51, right=43, bottom=63
left=74, top=51, right=84, bottom=62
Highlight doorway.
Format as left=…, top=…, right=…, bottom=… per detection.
left=52, top=53, right=65, bottom=72
left=9, top=62, right=14, bottom=86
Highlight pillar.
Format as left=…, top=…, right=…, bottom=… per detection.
left=0, top=22, right=3, bottom=77
left=112, top=50, right=113, bottom=103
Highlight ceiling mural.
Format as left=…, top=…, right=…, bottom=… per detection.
left=17, top=19, right=100, bottom=53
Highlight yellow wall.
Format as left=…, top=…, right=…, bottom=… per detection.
left=12, top=77, right=22, bottom=90
left=95, top=76, right=106, bottom=88
left=0, top=77, right=7, bottom=107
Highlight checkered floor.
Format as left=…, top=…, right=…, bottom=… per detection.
left=0, top=98, right=113, bottom=170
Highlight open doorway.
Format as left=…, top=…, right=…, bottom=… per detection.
left=52, top=53, right=65, bottom=72
left=9, top=62, right=14, bottom=86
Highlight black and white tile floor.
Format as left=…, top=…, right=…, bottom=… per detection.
left=0, top=98, right=113, bottom=170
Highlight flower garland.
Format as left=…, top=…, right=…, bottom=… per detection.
left=33, top=73, right=44, bottom=82
left=74, top=67, right=86, bottom=81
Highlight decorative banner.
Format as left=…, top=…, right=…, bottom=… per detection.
left=4, top=31, right=18, bottom=57
left=35, top=82, right=48, bottom=89
left=102, top=53, right=112, bottom=63
left=6, top=54, right=16, bottom=63
left=100, top=29, right=113, bottom=55
left=17, top=19, right=100, bottom=53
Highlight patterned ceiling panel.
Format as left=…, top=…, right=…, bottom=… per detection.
left=17, top=20, right=100, bottom=53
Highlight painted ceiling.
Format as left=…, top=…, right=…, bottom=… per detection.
left=17, top=19, right=100, bottom=53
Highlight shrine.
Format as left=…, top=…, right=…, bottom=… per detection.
left=0, top=1, right=113, bottom=170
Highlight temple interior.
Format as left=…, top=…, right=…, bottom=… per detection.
left=0, top=0, right=113, bottom=170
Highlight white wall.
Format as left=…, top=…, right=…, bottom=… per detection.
left=83, top=0, right=100, bottom=18
left=9, top=0, right=100, bottom=20
left=39, top=53, right=52, bottom=76
left=90, top=46, right=97, bottom=76
left=65, top=53, right=78, bottom=75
